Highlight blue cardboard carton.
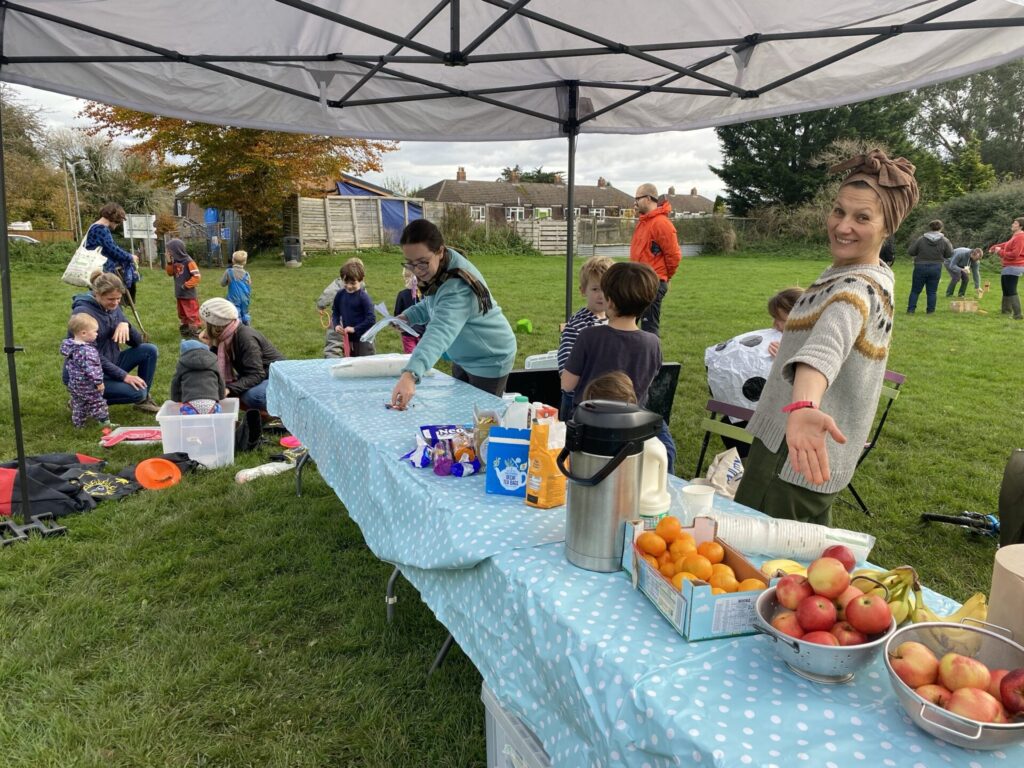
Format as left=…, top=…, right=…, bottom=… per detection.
left=485, top=427, right=531, bottom=497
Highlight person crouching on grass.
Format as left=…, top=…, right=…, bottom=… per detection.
left=165, top=238, right=202, bottom=338
left=733, top=150, right=919, bottom=526
left=61, top=313, right=116, bottom=429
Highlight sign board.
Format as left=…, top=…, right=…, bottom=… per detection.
left=125, top=214, right=156, bottom=239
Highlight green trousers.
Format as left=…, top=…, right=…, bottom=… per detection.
left=733, top=437, right=838, bottom=527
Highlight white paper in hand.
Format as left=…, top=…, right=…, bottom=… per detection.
left=361, top=302, right=420, bottom=343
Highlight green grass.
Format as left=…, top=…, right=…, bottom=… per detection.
left=0, top=247, right=1017, bottom=765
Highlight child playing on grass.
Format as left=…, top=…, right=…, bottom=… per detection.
left=221, top=250, right=252, bottom=325
left=558, top=255, right=613, bottom=373
left=165, top=238, right=201, bottom=338
left=393, top=266, right=426, bottom=353
left=331, top=258, right=376, bottom=357
left=61, top=313, right=115, bottom=429
left=170, top=339, right=225, bottom=415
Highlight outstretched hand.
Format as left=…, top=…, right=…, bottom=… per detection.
left=785, top=408, right=847, bottom=486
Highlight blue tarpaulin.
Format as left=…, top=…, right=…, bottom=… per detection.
left=334, top=180, right=422, bottom=244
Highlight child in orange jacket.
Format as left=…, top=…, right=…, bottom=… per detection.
left=166, top=238, right=202, bottom=338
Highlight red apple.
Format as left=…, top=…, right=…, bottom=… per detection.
left=771, top=609, right=805, bottom=639
left=775, top=574, right=814, bottom=611
left=1000, top=667, right=1024, bottom=714
left=795, top=594, right=837, bottom=632
left=938, top=653, right=991, bottom=692
left=830, top=621, right=868, bottom=646
left=889, top=641, right=939, bottom=688
left=914, top=683, right=952, bottom=707
left=802, top=630, right=840, bottom=646
left=987, top=669, right=1009, bottom=702
left=821, top=544, right=856, bottom=572
left=946, top=687, right=1003, bottom=723
left=834, top=585, right=863, bottom=621
left=807, top=557, right=851, bottom=599
left=844, top=593, right=892, bottom=635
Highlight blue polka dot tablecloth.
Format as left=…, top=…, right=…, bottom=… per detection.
left=402, top=546, right=1024, bottom=768
left=266, top=359, right=565, bottom=569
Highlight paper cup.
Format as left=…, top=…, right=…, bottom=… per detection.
left=681, top=483, right=716, bottom=517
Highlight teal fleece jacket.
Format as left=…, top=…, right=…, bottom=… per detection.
left=402, top=248, right=516, bottom=379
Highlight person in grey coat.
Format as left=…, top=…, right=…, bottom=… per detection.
left=907, top=219, right=953, bottom=314
left=169, top=339, right=225, bottom=414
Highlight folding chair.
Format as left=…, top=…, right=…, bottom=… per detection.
left=843, top=369, right=905, bottom=516
left=694, top=399, right=754, bottom=478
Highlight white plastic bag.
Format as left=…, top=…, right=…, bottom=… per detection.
left=61, top=237, right=106, bottom=287
left=705, top=447, right=744, bottom=499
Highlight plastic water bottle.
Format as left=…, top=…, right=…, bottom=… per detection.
left=502, top=396, right=531, bottom=430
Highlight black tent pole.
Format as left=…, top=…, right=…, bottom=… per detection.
left=563, top=82, right=578, bottom=322
left=0, top=99, right=34, bottom=523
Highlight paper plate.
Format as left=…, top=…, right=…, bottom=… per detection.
left=135, top=458, right=182, bottom=490
left=280, top=436, right=302, bottom=449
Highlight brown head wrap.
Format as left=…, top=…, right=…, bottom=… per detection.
left=829, top=150, right=919, bottom=235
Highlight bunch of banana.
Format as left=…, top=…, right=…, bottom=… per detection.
left=760, top=559, right=807, bottom=579
left=910, top=586, right=988, bottom=656
left=850, top=565, right=919, bottom=625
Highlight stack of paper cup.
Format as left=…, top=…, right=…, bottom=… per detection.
left=988, top=544, right=1024, bottom=641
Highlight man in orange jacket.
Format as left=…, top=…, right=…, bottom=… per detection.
left=630, top=184, right=681, bottom=335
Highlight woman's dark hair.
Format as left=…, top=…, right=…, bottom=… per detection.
left=1015, top=217, right=1024, bottom=230
left=99, top=202, right=126, bottom=223
left=400, top=219, right=444, bottom=252
left=767, top=287, right=804, bottom=320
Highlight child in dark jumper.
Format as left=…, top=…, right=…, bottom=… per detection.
left=331, top=258, right=376, bottom=357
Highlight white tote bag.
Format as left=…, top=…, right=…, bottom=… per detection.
left=61, top=233, right=106, bottom=287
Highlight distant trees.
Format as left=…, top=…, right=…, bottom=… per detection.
left=499, top=165, right=564, bottom=183
left=83, top=102, right=397, bottom=247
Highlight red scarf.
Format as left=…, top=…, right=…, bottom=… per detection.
left=215, top=320, right=240, bottom=383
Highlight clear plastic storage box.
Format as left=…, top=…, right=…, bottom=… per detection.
left=481, top=684, right=551, bottom=768
left=156, top=398, right=239, bottom=468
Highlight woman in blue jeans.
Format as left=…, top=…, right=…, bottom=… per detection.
left=907, top=219, right=953, bottom=313
left=65, top=271, right=160, bottom=413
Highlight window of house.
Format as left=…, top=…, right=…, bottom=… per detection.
left=534, top=207, right=552, bottom=220
left=470, top=205, right=485, bottom=222
left=593, top=208, right=605, bottom=220
left=505, top=206, right=525, bottom=221
left=573, top=207, right=581, bottom=218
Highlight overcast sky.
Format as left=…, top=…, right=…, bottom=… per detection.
left=12, top=83, right=727, bottom=200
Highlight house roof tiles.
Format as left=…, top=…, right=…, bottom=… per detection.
left=416, top=179, right=634, bottom=209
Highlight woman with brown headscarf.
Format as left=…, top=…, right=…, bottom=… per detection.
left=733, top=150, right=919, bottom=526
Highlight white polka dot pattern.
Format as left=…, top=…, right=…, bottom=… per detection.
left=267, top=359, right=565, bottom=569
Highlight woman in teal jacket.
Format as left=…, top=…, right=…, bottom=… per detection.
left=389, top=220, right=516, bottom=409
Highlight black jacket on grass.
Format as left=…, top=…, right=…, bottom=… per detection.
left=211, top=325, right=285, bottom=398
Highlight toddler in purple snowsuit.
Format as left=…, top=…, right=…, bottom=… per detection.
left=61, top=313, right=113, bottom=428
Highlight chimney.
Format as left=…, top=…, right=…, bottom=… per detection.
left=456, top=166, right=467, bottom=182
left=509, top=169, right=520, bottom=183
left=553, top=173, right=563, bottom=185
left=690, top=187, right=698, bottom=196
left=597, top=176, right=607, bottom=188
left=667, top=186, right=676, bottom=196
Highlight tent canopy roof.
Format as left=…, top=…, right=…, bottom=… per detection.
left=2, top=1, right=1023, bottom=141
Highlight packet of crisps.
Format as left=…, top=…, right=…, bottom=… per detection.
left=525, top=419, right=566, bottom=509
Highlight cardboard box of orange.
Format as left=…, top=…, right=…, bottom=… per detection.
left=623, top=516, right=769, bottom=641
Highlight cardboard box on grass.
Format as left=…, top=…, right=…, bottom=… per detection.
left=623, top=516, right=769, bottom=642
left=950, top=300, right=979, bottom=313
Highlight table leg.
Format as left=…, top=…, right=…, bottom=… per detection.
left=386, top=566, right=401, bottom=622
left=428, top=633, right=456, bottom=676
left=294, top=451, right=311, bottom=497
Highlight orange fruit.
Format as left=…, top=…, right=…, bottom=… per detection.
left=654, top=516, right=683, bottom=544
left=709, top=571, right=739, bottom=593
left=657, top=550, right=673, bottom=568
left=641, top=554, right=659, bottom=570
left=680, top=553, right=713, bottom=582
left=711, top=563, right=735, bottom=580
left=659, top=560, right=677, bottom=578
left=711, top=587, right=726, bottom=595
left=671, top=572, right=686, bottom=591
left=677, top=531, right=696, bottom=548
left=697, top=541, right=725, bottom=565
left=636, top=532, right=667, bottom=557
left=737, top=578, right=766, bottom=592
left=669, top=538, right=697, bottom=559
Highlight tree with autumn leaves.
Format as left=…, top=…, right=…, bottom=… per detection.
left=83, top=103, right=396, bottom=248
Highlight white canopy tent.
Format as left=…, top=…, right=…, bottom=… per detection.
left=2, top=0, right=1024, bottom=522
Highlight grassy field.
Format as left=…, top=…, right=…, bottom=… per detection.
left=0, top=245, right=1017, bottom=766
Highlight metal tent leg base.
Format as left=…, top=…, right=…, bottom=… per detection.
left=386, top=566, right=401, bottom=622
left=294, top=450, right=312, bottom=496
left=428, top=633, right=456, bottom=676
left=0, top=513, right=67, bottom=545
left=846, top=482, right=871, bottom=516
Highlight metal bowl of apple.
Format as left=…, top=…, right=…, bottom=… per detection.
left=753, top=586, right=897, bottom=684
left=884, top=621, right=1024, bottom=750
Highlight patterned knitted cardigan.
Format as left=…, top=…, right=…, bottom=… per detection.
left=745, top=262, right=894, bottom=494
